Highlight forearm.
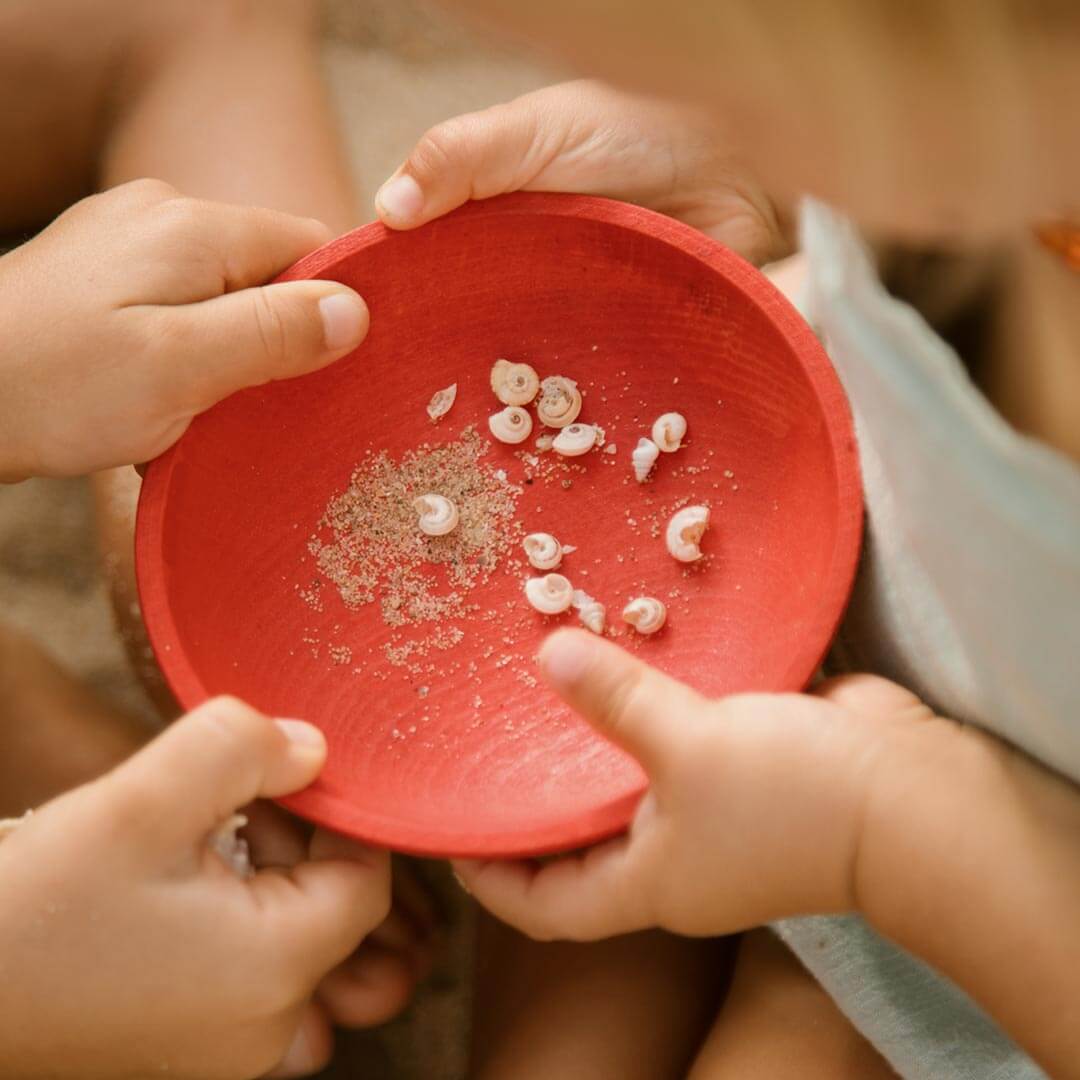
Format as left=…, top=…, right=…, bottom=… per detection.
left=856, top=717, right=1080, bottom=1076
left=101, top=0, right=357, bottom=233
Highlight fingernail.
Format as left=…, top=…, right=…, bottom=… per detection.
left=376, top=173, right=424, bottom=223
left=319, top=291, right=368, bottom=351
left=539, top=632, right=594, bottom=689
left=275, top=718, right=326, bottom=748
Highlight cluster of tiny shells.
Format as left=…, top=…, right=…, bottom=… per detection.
left=631, top=412, right=687, bottom=482
left=413, top=493, right=459, bottom=536
left=666, top=505, right=710, bottom=562
left=486, top=364, right=705, bottom=637
left=489, top=405, right=533, bottom=444
left=622, top=596, right=667, bottom=634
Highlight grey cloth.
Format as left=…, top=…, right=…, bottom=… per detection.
left=772, top=200, right=1080, bottom=1079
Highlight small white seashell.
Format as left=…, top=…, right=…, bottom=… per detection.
left=561, top=544, right=577, bottom=554
left=536, top=375, right=583, bottom=428
left=491, top=359, right=540, bottom=406
left=571, top=589, right=606, bottom=635
left=525, top=573, right=574, bottom=615
left=426, top=383, right=457, bottom=422
left=523, top=532, right=564, bottom=570
left=666, top=505, right=710, bottom=562
left=603, top=443, right=617, bottom=455
left=652, top=412, right=688, bottom=453
left=535, top=433, right=555, bottom=452
left=489, top=405, right=533, bottom=444
left=413, top=493, right=460, bottom=536
left=553, top=423, right=599, bottom=457
left=632, top=437, right=660, bottom=482
left=622, top=596, right=667, bottom=634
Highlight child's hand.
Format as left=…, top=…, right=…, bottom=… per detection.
left=453, top=629, right=923, bottom=941
left=0, top=179, right=369, bottom=482
left=375, top=80, right=786, bottom=266
left=0, top=696, right=389, bottom=1080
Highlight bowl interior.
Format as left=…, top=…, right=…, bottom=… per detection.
left=136, top=194, right=861, bottom=857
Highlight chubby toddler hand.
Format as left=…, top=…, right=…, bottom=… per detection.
left=454, top=629, right=930, bottom=942
left=0, top=696, right=389, bottom=1080
left=0, top=179, right=368, bottom=481
left=376, top=80, right=786, bottom=265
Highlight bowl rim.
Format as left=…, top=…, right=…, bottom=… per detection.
left=135, top=192, right=864, bottom=858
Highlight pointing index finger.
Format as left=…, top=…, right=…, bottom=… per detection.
left=539, top=629, right=703, bottom=776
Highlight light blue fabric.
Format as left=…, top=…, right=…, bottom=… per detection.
left=773, top=200, right=1080, bottom=1080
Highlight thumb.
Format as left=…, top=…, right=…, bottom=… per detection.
left=374, top=96, right=554, bottom=230
left=100, top=696, right=327, bottom=848
left=538, top=629, right=704, bottom=775
left=168, top=280, right=369, bottom=413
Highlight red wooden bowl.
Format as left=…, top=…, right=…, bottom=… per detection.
left=136, top=194, right=861, bottom=858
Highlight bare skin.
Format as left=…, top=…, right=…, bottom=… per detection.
left=688, top=931, right=895, bottom=1079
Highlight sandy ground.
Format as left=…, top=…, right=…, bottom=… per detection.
left=0, top=3, right=557, bottom=1076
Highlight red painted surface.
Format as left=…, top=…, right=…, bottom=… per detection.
left=136, top=194, right=862, bottom=857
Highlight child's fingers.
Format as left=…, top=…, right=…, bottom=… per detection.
left=257, top=835, right=392, bottom=976
left=452, top=834, right=652, bottom=941
left=160, top=279, right=369, bottom=412
left=100, top=696, right=327, bottom=848
left=375, top=98, right=554, bottom=230
left=538, top=629, right=704, bottom=776
left=171, top=199, right=334, bottom=294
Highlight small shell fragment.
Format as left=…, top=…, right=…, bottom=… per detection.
left=489, top=405, right=533, bottom=444
left=666, top=505, right=710, bottom=562
left=491, top=360, right=540, bottom=406
left=553, top=423, right=599, bottom=457
left=413, top=493, right=460, bottom=536
left=535, top=433, right=555, bottom=452
left=572, top=589, right=606, bottom=634
left=632, top=437, right=660, bottom=482
left=426, top=383, right=457, bottom=422
left=622, top=596, right=667, bottom=634
left=652, top=412, right=688, bottom=453
left=536, top=376, right=583, bottom=428
left=523, top=532, right=564, bottom=570
left=525, top=573, right=574, bottom=615
left=603, top=443, right=617, bottom=455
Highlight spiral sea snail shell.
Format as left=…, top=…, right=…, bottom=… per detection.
left=536, top=375, right=582, bottom=428
left=666, top=505, right=709, bottom=562
left=490, top=359, right=540, bottom=406
left=552, top=423, right=599, bottom=457
left=523, top=532, right=565, bottom=570
left=572, top=589, right=606, bottom=635
left=524, top=573, right=574, bottom=615
left=631, top=437, right=660, bottom=482
left=622, top=596, right=667, bottom=634
left=652, top=412, right=687, bottom=453
left=413, top=494, right=459, bottom=536
left=488, top=405, right=533, bottom=444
